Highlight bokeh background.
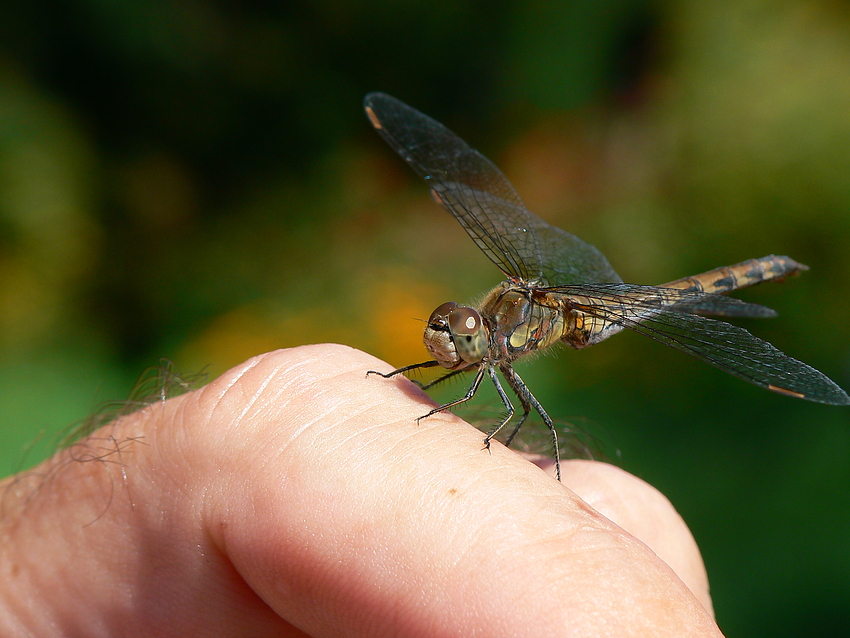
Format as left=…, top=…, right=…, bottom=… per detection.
left=1, top=0, right=849, bottom=634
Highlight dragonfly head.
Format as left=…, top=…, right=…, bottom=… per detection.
left=424, top=302, right=488, bottom=369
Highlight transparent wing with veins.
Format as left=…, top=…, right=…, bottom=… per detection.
left=364, top=92, right=621, bottom=286
left=552, top=283, right=850, bottom=405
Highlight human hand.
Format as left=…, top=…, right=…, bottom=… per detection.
left=0, top=344, right=721, bottom=637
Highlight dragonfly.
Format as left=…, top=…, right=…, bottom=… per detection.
left=364, top=92, right=850, bottom=481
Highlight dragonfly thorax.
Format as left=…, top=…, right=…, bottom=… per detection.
left=479, top=284, right=567, bottom=358
left=424, top=302, right=489, bottom=369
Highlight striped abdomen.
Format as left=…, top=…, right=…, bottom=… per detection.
left=662, top=255, right=808, bottom=294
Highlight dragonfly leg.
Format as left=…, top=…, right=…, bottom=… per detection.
left=416, top=365, right=487, bottom=423
left=367, top=360, right=439, bottom=381
left=503, top=394, right=532, bottom=449
left=421, top=368, right=468, bottom=391
left=500, top=366, right=561, bottom=482
left=481, top=366, right=516, bottom=452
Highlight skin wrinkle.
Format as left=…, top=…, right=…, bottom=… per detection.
left=321, top=402, right=395, bottom=448
left=189, top=365, right=305, bottom=469
left=202, top=353, right=269, bottom=413
left=230, top=363, right=287, bottom=429
left=204, top=352, right=320, bottom=438
left=227, top=350, right=386, bottom=459
left=144, top=406, right=214, bottom=515
left=261, top=390, right=388, bottom=475
left=273, top=345, right=369, bottom=394
left=279, top=364, right=456, bottom=482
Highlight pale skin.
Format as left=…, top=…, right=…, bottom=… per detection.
left=0, top=344, right=722, bottom=637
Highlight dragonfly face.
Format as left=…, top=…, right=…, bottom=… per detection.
left=424, top=301, right=488, bottom=369
left=364, top=91, right=850, bottom=481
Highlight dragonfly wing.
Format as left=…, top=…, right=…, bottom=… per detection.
left=624, top=311, right=850, bottom=405
left=558, top=284, right=850, bottom=405
left=556, top=283, right=779, bottom=318
left=364, top=92, right=621, bottom=285
left=531, top=222, right=622, bottom=286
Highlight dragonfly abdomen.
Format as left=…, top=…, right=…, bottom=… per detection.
left=662, top=255, right=807, bottom=294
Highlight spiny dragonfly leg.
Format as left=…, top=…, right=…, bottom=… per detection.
left=416, top=365, right=487, bottom=424
left=503, top=392, right=532, bottom=449
left=501, top=366, right=561, bottom=482
left=482, top=366, right=516, bottom=451
left=366, top=360, right=439, bottom=383
left=421, top=368, right=468, bottom=391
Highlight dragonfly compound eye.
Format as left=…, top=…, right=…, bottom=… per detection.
left=428, top=301, right=458, bottom=328
left=447, top=306, right=488, bottom=364
left=423, top=301, right=462, bottom=368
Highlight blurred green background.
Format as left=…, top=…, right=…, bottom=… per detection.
left=1, top=0, right=849, bottom=634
